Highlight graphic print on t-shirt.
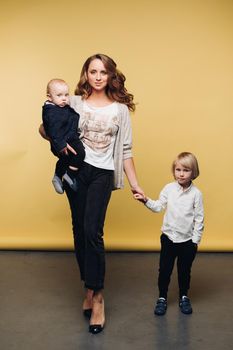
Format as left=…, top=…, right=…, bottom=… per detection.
left=80, top=106, right=119, bottom=154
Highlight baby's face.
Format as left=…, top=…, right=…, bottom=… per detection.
left=48, top=82, right=69, bottom=107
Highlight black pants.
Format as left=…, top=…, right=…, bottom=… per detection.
left=54, top=139, right=85, bottom=178
left=158, top=234, right=197, bottom=299
left=64, top=162, right=113, bottom=291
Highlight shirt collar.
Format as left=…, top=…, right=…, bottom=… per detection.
left=175, top=181, right=193, bottom=193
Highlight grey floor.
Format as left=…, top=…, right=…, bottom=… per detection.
left=0, top=251, right=232, bottom=350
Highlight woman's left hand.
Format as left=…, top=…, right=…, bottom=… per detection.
left=131, top=185, right=146, bottom=199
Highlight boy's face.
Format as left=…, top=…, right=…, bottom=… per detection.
left=47, top=83, right=69, bottom=107
left=174, top=161, right=193, bottom=189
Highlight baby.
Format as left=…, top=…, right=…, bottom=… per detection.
left=42, top=79, right=85, bottom=193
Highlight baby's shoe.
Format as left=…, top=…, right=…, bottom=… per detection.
left=52, top=175, right=64, bottom=194
left=63, top=172, right=78, bottom=191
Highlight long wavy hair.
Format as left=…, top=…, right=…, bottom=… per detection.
left=75, top=53, right=135, bottom=112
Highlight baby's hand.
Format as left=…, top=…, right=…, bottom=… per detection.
left=60, top=146, right=68, bottom=155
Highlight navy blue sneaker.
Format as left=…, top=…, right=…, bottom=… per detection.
left=154, top=298, right=167, bottom=316
left=179, top=296, right=193, bottom=314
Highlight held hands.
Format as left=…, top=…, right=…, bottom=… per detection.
left=131, top=186, right=147, bottom=203
left=133, top=192, right=148, bottom=204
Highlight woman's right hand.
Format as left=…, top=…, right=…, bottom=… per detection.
left=66, top=143, right=77, bottom=155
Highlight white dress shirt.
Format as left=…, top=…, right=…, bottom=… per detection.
left=145, top=182, right=204, bottom=244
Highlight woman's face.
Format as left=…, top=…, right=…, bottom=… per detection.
left=87, top=58, right=108, bottom=92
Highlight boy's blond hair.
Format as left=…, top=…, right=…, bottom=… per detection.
left=172, top=152, right=200, bottom=180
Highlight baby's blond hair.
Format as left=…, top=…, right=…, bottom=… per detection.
left=46, top=78, right=67, bottom=95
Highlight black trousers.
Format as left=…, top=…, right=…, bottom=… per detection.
left=54, top=139, right=85, bottom=178
left=64, top=162, right=113, bottom=291
left=158, top=234, right=197, bottom=299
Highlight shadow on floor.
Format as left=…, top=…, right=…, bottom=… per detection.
left=0, top=251, right=232, bottom=350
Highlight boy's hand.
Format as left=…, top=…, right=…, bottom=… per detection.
left=131, top=186, right=146, bottom=202
left=133, top=192, right=147, bottom=203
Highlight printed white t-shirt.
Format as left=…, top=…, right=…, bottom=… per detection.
left=79, top=101, right=120, bottom=170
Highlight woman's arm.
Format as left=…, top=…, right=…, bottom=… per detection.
left=123, top=157, right=145, bottom=197
left=39, top=123, right=50, bottom=141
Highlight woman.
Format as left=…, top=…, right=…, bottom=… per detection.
left=40, top=53, right=144, bottom=334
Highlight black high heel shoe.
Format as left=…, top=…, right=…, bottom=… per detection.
left=89, top=300, right=105, bottom=334
left=83, top=308, right=92, bottom=319
left=89, top=323, right=105, bottom=334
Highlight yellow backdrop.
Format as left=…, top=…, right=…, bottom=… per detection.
left=0, top=0, right=233, bottom=251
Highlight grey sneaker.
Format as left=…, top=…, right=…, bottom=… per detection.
left=63, top=173, right=78, bottom=191
left=179, top=296, right=193, bottom=314
left=52, top=175, right=64, bottom=194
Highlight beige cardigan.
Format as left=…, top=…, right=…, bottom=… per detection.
left=70, top=95, right=133, bottom=190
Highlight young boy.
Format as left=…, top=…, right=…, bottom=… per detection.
left=134, top=152, right=204, bottom=315
left=42, top=79, right=85, bottom=194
